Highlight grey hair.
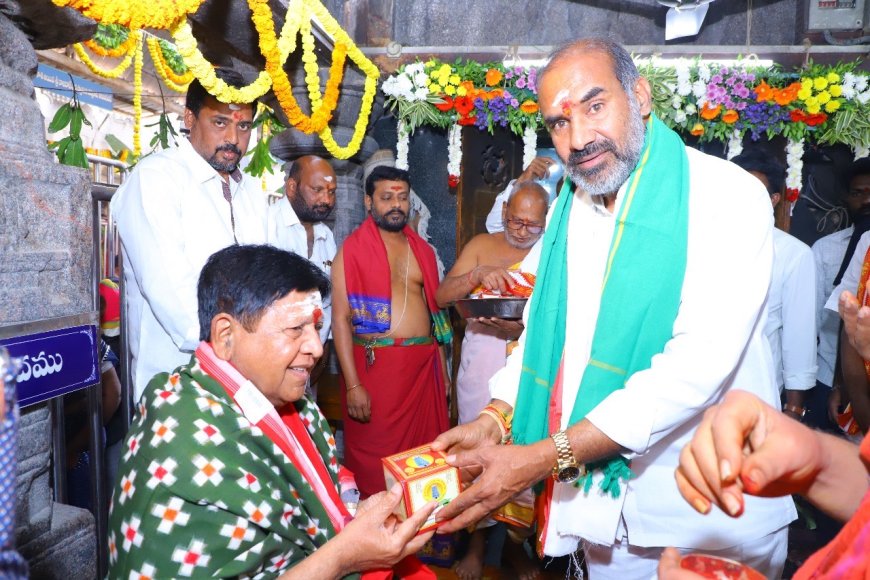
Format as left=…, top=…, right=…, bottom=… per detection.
left=507, top=180, right=550, bottom=207
left=537, top=37, right=639, bottom=95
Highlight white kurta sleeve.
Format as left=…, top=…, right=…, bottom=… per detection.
left=585, top=161, right=775, bottom=455
left=826, top=231, right=870, bottom=312
left=780, top=243, right=818, bottom=390
left=114, top=163, right=201, bottom=351
left=485, top=181, right=515, bottom=234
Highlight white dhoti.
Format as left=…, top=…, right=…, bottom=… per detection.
left=456, top=321, right=509, bottom=425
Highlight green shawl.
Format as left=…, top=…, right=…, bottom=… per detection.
left=512, top=114, right=689, bottom=497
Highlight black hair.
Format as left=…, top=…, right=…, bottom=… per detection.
left=197, top=244, right=331, bottom=341
left=846, top=158, right=870, bottom=188
left=538, top=37, right=640, bottom=95
left=731, top=149, right=786, bottom=196
left=365, top=165, right=410, bottom=197
left=185, top=68, right=257, bottom=117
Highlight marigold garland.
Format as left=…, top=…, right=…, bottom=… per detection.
left=51, top=0, right=204, bottom=30
left=319, top=74, right=377, bottom=159
left=146, top=35, right=192, bottom=92
left=84, top=28, right=136, bottom=58
left=132, top=30, right=144, bottom=156
left=73, top=40, right=134, bottom=79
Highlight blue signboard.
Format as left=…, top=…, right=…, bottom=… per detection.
left=34, top=64, right=113, bottom=111
left=0, top=325, right=99, bottom=407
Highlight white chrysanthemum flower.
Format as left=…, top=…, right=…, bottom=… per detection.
left=857, top=92, right=870, bottom=105
left=674, top=110, right=687, bottom=124
left=685, top=103, right=697, bottom=115
left=413, top=72, right=430, bottom=88
left=405, top=62, right=425, bottom=76
left=692, top=80, right=707, bottom=100
left=671, top=95, right=683, bottom=109
left=855, top=75, right=869, bottom=92
left=697, top=64, right=711, bottom=83
left=726, top=130, right=743, bottom=160
left=855, top=145, right=870, bottom=160
left=412, top=87, right=429, bottom=101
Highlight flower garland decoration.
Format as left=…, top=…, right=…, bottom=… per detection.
left=396, top=120, right=410, bottom=170
left=785, top=138, right=804, bottom=203
left=85, top=23, right=136, bottom=58
left=51, top=0, right=204, bottom=30
left=73, top=40, right=134, bottom=79
left=447, top=123, right=462, bottom=188
left=522, top=125, right=537, bottom=169
left=726, top=129, right=743, bottom=160
left=301, top=0, right=381, bottom=158
left=132, top=29, right=144, bottom=156
left=146, top=36, right=193, bottom=92
left=172, top=20, right=275, bottom=103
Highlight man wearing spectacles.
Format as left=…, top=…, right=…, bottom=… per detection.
left=435, top=180, right=548, bottom=578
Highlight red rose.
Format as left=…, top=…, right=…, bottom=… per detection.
left=785, top=187, right=800, bottom=202
left=448, top=175, right=460, bottom=188
left=790, top=110, right=807, bottom=123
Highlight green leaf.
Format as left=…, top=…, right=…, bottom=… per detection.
left=48, top=103, right=72, bottom=133
left=105, top=134, right=130, bottom=156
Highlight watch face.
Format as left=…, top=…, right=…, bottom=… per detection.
left=556, top=466, right=582, bottom=484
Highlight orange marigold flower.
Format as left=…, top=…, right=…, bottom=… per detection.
left=754, top=80, right=773, bottom=102
left=721, top=109, right=739, bottom=124
left=485, top=68, right=503, bottom=86
left=520, top=100, right=539, bottom=114
left=699, top=103, right=721, bottom=120
left=690, top=123, right=704, bottom=136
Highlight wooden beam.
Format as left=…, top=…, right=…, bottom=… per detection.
left=36, top=48, right=186, bottom=116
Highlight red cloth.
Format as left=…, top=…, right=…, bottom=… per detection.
left=342, top=217, right=450, bottom=342
left=794, top=433, right=870, bottom=579
left=99, top=278, right=120, bottom=335
left=342, top=342, right=448, bottom=499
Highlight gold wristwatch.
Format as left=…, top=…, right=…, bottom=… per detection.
left=550, top=430, right=584, bottom=484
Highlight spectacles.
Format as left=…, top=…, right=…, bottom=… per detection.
left=847, top=189, right=870, bottom=199
left=505, top=217, right=544, bottom=235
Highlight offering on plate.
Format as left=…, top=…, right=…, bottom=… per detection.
left=679, top=554, right=765, bottom=580
left=382, top=444, right=460, bottom=533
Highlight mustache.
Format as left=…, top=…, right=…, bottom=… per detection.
left=568, top=140, right=616, bottom=167
left=215, top=143, right=242, bottom=156
left=386, top=210, right=406, bottom=217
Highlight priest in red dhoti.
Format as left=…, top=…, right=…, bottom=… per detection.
left=332, top=165, right=452, bottom=499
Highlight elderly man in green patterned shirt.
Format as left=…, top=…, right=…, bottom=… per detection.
left=107, top=244, right=436, bottom=578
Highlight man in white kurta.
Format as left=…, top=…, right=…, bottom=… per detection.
left=111, top=71, right=268, bottom=401
left=433, top=39, right=794, bottom=579
left=269, top=155, right=338, bottom=345
left=732, top=151, right=817, bottom=419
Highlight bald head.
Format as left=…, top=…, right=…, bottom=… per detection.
left=284, top=155, right=337, bottom=225
left=502, top=181, right=548, bottom=249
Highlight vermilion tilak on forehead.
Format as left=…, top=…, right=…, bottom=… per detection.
left=313, top=307, right=323, bottom=326
left=560, top=99, right=572, bottom=117
left=231, top=110, right=245, bottom=122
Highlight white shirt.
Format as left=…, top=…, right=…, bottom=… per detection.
left=825, top=231, right=870, bottom=315
left=490, top=147, right=795, bottom=553
left=268, top=199, right=336, bottom=343
left=766, top=229, right=817, bottom=392
left=813, top=227, right=852, bottom=386
left=112, top=138, right=269, bottom=400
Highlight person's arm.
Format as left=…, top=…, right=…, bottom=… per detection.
left=330, top=248, right=371, bottom=423
left=278, top=486, right=436, bottom=579
left=674, top=389, right=867, bottom=523
left=781, top=245, right=818, bottom=418
left=435, top=237, right=483, bottom=308
left=839, top=325, right=870, bottom=432
left=111, top=161, right=201, bottom=351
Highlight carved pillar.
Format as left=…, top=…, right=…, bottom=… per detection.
left=0, top=8, right=97, bottom=579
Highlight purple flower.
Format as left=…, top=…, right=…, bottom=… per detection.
left=736, top=86, right=750, bottom=99
left=516, top=77, right=526, bottom=89
left=725, top=76, right=737, bottom=87
left=710, top=75, right=723, bottom=85
left=510, top=98, right=519, bottom=107
left=505, top=71, right=514, bottom=79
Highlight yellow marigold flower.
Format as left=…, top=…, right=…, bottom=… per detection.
left=444, top=85, right=456, bottom=96
left=438, top=63, right=451, bottom=76
left=429, top=83, right=442, bottom=94
left=448, top=74, right=460, bottom=85
left=817, top=91, right=831, bottom=104
left=804, top=95, right=819, bottom=107
left=825, top=99, right=841, bottom=113
left=456, top=85, right=467, bottom=96
left=806, top=103, right=821, bottom=114
left=797, top=87, right=813, bottom=101
left=801, top=78, right=813, bottom=91
left=829, top=85, right=843, bottom=97
left=425, top=60, right=436, bottom=68
left=813, top=77, right=829, bottom=90
left=827, top=72, right=841, bottom=84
